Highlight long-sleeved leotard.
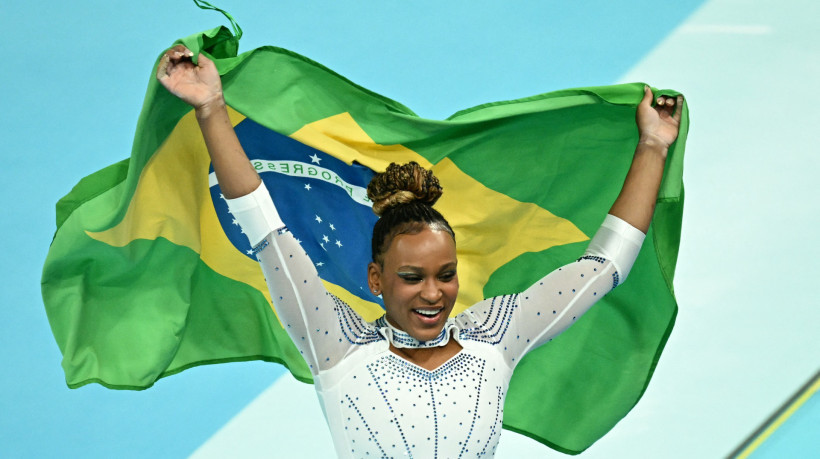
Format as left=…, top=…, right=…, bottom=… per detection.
left=227, top=182, right=644, bottom=459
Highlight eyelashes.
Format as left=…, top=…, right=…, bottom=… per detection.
left=397, top=273, right=422, bottom=283
left=438, top=271, right=456, bottom=282
left=397, top=271, right=457, bottom=283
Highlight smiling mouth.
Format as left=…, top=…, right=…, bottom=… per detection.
left=413, top=308, right=443, bottom=318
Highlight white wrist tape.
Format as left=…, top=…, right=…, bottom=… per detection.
left=584, top=214, right=646, bottom=282
left=225, top=181, right=285, bottom=247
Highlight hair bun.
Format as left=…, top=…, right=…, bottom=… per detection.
left=367, top=162, right=443, bottom=216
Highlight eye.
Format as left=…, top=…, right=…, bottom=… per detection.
left=438, top=271, right=456, bottom=282
left=398, top=273, right=422, bottom=283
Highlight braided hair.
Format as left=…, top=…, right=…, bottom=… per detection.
left=367, top=162, right=455, bottom=265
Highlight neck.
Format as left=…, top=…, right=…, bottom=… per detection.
left=382, top=315, right=449, bottom=346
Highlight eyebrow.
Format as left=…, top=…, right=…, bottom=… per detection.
left=396, top=262, right=457, bottom=273
left=397, top=266, right=423, bottom=273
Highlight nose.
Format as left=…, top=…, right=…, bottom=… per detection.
left=419, top=279, right=443, bottom=304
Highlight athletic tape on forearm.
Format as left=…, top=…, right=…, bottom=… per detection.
left=225, top=181, right=285, bottom=247
left=584, top=214, right=646, bottom=282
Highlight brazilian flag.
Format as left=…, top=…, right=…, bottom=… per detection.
left=42, top=20, right=687, bottom=455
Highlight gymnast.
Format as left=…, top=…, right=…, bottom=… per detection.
left=158, top=44, right=682, bottom=458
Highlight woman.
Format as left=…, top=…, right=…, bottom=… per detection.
left=158, top=45, right=682, bottom=458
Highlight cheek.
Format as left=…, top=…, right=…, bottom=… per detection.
left=384, top=281, right=416, bottom=305
left=444, top=278, right=460, bottom=302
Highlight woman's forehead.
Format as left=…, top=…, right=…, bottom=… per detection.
left=385, top=228, right=457, bottom=266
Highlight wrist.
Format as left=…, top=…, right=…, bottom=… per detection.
left=637, top=134, right=669, bottom=156
left=194, top=92, right=227, bottom=120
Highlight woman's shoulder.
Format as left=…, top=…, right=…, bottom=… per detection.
left=453, top=294, right=520, bottom=346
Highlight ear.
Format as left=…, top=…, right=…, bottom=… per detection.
left=367, top=262, right=382, bottom=295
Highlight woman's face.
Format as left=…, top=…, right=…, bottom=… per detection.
left=368, top=227, right=459, bottom=342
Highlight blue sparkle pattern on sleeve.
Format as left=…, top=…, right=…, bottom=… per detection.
left=332, top=295, right=383, bottom=345
left=459, top=294, right=519, bottom=345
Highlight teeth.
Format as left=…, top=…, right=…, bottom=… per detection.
left=415, top=309, right=441, bottom=317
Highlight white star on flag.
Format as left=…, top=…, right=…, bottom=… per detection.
left=315, top=215, right=322, bottom=223
left=304, top=183, right=311, bottom=191
left=309, top=153, right=322, bottom=164
left=329, top=223, right=335, bottom=231
left=322, top=235, right=330, bottom=243
left=335, top=240, right=343, bottom=248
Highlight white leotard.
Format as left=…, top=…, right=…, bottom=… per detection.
left=228, top=182, right=644, bottom=458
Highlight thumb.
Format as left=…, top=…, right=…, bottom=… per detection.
left=640, top=85, right=654, bottom=107
left=197, top=52, right=215, bottom=69
left=156, top=54, right=171, bottom=82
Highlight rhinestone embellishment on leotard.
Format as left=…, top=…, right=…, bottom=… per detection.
left=375, top=316, right=457, bottom=349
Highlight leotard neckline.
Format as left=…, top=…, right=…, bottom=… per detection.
left=374, top=315, right=459, bottom=349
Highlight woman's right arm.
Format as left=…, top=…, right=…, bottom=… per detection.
left=157, top=45, right=260, bottom=198
left=157, top=46, right=373, bottom=374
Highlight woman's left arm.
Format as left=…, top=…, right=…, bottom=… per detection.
left=460, top=87, right=683, bottom=365
left=509, top=87, right=684, bottom=354
left=609, top=86, right=683, bottom=233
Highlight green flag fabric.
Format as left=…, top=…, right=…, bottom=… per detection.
left=42, top=25, right=687, bottom=454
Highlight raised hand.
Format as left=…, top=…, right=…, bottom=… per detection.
left=156, top=45, right=224, bottom=115
left=607, top=86, right=685, bottom=233
left=636, top=86, right=683, bottom=154
left=156, top=44, right=259, bottom=197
